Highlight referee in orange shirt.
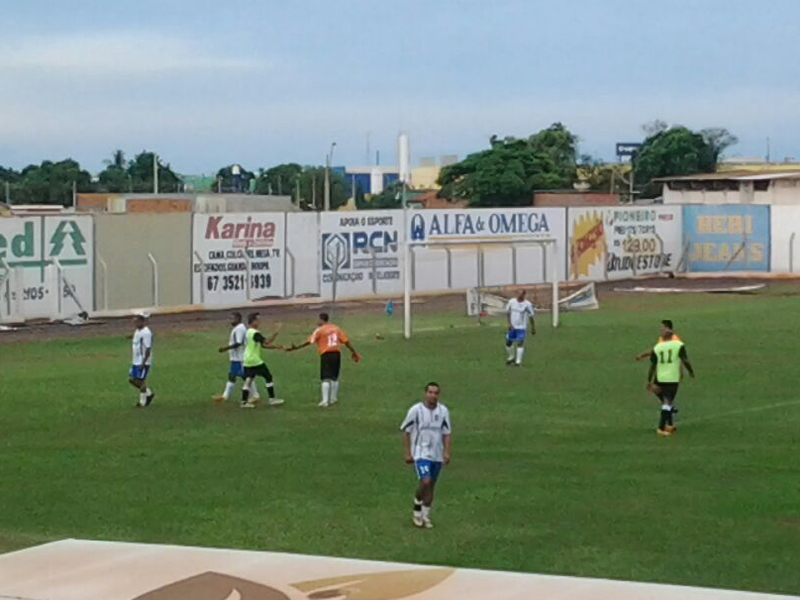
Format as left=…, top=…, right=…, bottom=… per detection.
left=287, top=313, right=361, bottom=407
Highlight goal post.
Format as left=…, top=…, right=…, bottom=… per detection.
left=403, top=237, right=561, bottom=339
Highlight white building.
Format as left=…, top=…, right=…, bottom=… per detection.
left=658, top=171, right=800, bottom=205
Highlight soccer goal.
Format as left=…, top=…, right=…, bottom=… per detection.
left=402, top=237, right=561, bottom=339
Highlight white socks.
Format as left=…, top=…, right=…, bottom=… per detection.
left=331, top=381, right=340, bottom=403
left=250, top=381, right=260, bottom=399
left=506, top=345, right=515, bottom=361
left=139, top=391, right=147, bottom=406
left=421, top=505, right=431, bottom=521
left=515, top=346, right=525, bottom=365
left=223, top=381, right=235, bottom=400
left=321, top=381, right=331, bottom=405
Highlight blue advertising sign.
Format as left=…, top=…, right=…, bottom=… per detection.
left=683, top=205, right=770, bottom=272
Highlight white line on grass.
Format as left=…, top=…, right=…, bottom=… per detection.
left=681, top=400, right=800, bottom=424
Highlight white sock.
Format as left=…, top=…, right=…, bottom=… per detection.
left=506, top=345, right=515, bottom=361
left=331, top=381, right=340, bottom=402
left=250, top=381, right=260, bottom=399
left=516, top=347, right=524, bottom=365
left=223, top=382, right=235, bottom=400
left=421, top=505, right=431, bottom=520
left=321, top=381, right=331, bottom=405
left=138, top=391, right=147, bottom=406
left=145, top=387, right=152, bottom=396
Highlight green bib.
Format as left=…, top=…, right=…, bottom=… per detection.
left=654, top=339, right=683, bottom=383
left=244, top=328, right=263, bottom=367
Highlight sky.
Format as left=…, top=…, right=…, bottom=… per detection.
left=1, top=0, right=799, bottom=174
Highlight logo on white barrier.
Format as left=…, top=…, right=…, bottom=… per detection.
left=321, top=233, right=350, bottom=271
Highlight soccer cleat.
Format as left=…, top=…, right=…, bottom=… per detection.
left=145, top=392, right=155, bottom=407
left=412, top=515, right=424, bottom=528
left=665, top=425, right=677, bottom=433
left=212, top=395, right=226, bottom=404
left=329, top=397, right=338, bottom=406
left=268, top=398, right=285, bottom=407
left=423, top=518, right=434, bottom=529
left=506, top=359, right=514, bottom=366
left=240, top=402, right=257, bottom=409
left=656, top=428, right=671, bottom=437
left=318, top=400, right=330, bottom=408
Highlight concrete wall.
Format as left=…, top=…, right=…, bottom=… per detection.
left=534, top=192, right=619, bottom=207
left=286, top=212, right=320, bottom=296
left=769, top=206, right=800, bottom=272
left=682, top=205, right=770, bottom=271
left=94, top=213, right=191, bottom=310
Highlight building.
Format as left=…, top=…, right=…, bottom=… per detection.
left=656, top=171, right=800, bottom=205
left=334, top=166, right=400, bottom=196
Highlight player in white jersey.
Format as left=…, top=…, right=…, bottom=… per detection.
left=400, top=382, right=452, bottom=529
left=212, top=312, right=260, bottom=404
left=505, top=289, right=536, bottom=366
left=129, top=312, right=155, bottom=408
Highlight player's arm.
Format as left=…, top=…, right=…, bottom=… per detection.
left=218, top=341, right=241, bottom=353
left=529, top=311, right=536, bottom=335
left=506, top=302, right=513, bottom=328
left=286, top=340, right=311, bottom=352
left=634, top=349, right=652, bottom=361
left=255, top=332, right=282, bottom=351
left=402, top=432, right=413, bottom=464
left=443, top=434, right=451, bottom=465
left=679, top=346, right=695, bottom=378
left=343, top=338, right=361, bottom=362
left=647, top=351, right=657, bottom=383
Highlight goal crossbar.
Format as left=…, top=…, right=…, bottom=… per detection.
left=403, top=237, right=560, bottom=339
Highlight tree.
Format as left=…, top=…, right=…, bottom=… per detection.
left=97, top=149, right=130, bottom=192
left=214, top=164, right=256, bottom=194
left=633, top=125, right=738, bottom=197
left=15, top=159, right=93, bottom=206
left=360, top=182, right=403, bottom=210
left=438, top=123, right=580, bottom=207
left=256, top=163, right=302, bottom=197
left=126, top=151, right=182, bottom=193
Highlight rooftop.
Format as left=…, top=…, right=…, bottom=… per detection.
left=654, top=170, right=800, bottom=183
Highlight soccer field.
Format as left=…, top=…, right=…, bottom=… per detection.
left=0, top=287, right=799, bottom=596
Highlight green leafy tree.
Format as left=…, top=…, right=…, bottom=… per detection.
left=97, top=149, right=131, bottom=192
left=127, top=151, right=182, bottom=193
left=256, top=163, right=303, bottom=197
left=439, top=123, right=580, bottom=207
left=633, top=125, right=737, bottom=197
left=16, top=159, right=93, bottom=206
left=214, top=164, right=256, bottom=193
left=358, top=182, right=403, bottom=210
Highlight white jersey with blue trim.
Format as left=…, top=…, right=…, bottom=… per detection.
left=506, top=298, right=534, bottom=330
left=229, top=323, right=247, bottom=362
left=400, top=402, right=452, bottom=462
left=132, top=327, right=153, bottom=366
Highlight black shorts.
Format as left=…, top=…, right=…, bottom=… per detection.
left=656, top=382, right=679, bottom=402
left=320, top=352, right=342, bottom=381
left=244, top=363, right=273, bottom=381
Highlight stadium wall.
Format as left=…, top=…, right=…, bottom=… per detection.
left=769, top=206, right=800, bottom=273
left=681, top=205, right=770, bottom=272
left=568, top=206, right=683, bottom=281
left=94, top=214, right=191, bottom=310
left=287, top=212, right=321, bottom=296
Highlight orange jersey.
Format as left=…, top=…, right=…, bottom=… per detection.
left=309, top=323, right=349, bottom=355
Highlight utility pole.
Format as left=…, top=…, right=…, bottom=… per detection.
left=324, top=141, right=337, bottom=211
left=5, top=181, right=10, bottom=204
left=312, top=173, right=317, bottom=210
left=153, top=153, right=159, bottom=194
left=72, top=181, right=77, bottom=207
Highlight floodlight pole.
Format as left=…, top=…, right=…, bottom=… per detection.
left=324, top=142, right=336, bottom=211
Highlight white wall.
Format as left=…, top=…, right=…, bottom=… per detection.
left=286, top=212, right=320, bottom=296
left=770, top=206, right=800, bottom=272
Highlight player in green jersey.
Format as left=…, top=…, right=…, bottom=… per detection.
left=646, top=320, right=695, bottom=436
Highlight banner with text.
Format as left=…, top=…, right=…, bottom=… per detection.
left=682, top=205, right=770, bottom=272
left=568, top=207, right=682, bottom=280
left=0, top=216, right=94, bottom=320
left=320, top=211, right=402, bottom=297
left=192, top=213, right=286, bottom=304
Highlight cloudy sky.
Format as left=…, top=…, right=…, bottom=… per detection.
left=1, top=0, right=799, bottom=174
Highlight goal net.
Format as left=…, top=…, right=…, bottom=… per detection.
left=466, top=281, right=599, bottom=317
left=403, top=237, right=561, bottom=339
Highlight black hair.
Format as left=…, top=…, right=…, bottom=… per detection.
left=319, top=312, right=330, bottom=322
left=425, top=382, right=441, bottom=392
left=661, top=319, right=674, bottom=330
left=232, top=311, right=242, bottom=321
left=248, top=312, right=259, bottom=325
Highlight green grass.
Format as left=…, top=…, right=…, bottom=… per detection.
left=1, top=288, right=799, bottom=595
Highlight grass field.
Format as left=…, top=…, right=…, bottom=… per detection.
left=1, top=288, right=799, bottom=596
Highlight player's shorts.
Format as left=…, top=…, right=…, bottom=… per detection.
left=244, top=363, right=273, bottom=381
left=129, top=365, right=150, bottom=381
left=506, top=328, right=526, bottom=343
left=415, top=459, right=443, bottom=481
left=228, top=361, right=244, bottom=379
left=320, top=351, right=342, bottom=381
left=656, top=382, right=679, bottom=402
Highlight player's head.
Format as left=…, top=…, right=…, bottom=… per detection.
left=318, top=312, right=330, bottom=326
left=248, top=312, right=260, bottom=328
left=133, top=312, right=147, bottom=329
left=424, top=382, right=441, bottom=405
left=517, top=289, right=527, bottom=301
left=231, top=311, right=242, bottom=326
left=660, top=319, right=674, bottom=338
